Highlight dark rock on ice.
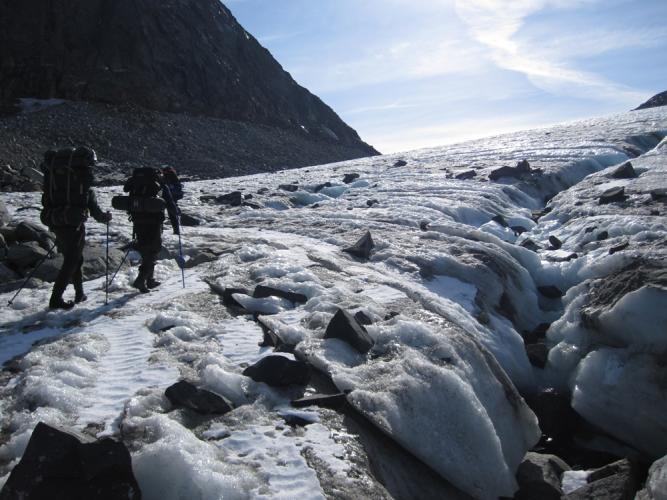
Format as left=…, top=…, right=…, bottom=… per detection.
left=0, top=200, right=9, bottom=226
left=282, top=414, right=313, bottom=427
left=324, top=308, right=374, bottom=353
left=206, top=281, right=249, bottom=308
left=455, top=169, right=476, bottom=180
left=547, top=252, right=578, bottom=263
left=253, top=285, right=307, bottom=304
left=393, top=159, right=408, bottom=167
left=184, top=250, right=218, bottom=269
left=610, top=161, right=636, bottom=179
left=291, top=393, right=347, bottom=410
left=492, top=214, right=508, bottom=227
left=0, top=422, right=140, bottom=500
left=609, top=241, right=630, bottom=255
left=650, top=188, right=667, bottom=202
left=216, top=191, right=244, bottom=206
left=6, top=242, right=48, bottom=269
left=585, top=226, right=597, bottom=234
left=179, top=213, right=201, bottom=226
left=366, top=199, right=379, bottom=207
left=564, top=459, right=641, bottom=500
left=489, top=160, right=532, bottom=181
left=512, top=225, right=528, bottom=235
left=599, top=186, right=628, bottom=204
left=597, top=231, right=609, bottom=241
left=384, top=311, right=400, bottom=320
left=257, top=187, right=270, bottom=195
left=242, top=201, right=262, bottom=209
left=526, top=343, right=549, bottom=369
left=354, top=310, right=373, bottom=326
left=279, top=184, right=299, bottom=192
left=548, top=235, right=562, bottom=250
left=520, top=239, right=541, bottom=252
left=538, top=285, right=564, bottom=299
left=343, top=173, right=360, bottom=184
left=515, top=452, right=570, bottom=500
left=313, top=182, right=332, bottom=192
left=242, top=356, right=311, bottom=387
left=419, top=221, right=429, bottom=231
left=343, top=231, right=375, bottom=260
left=165, top=380, right=231, bottom=415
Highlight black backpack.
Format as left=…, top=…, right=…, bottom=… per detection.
left=126, top=168, right=162, bottom=197
left=40, top=147, right=95, bottom=227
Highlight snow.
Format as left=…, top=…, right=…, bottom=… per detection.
left=1, top=106, right=667, bottom=498
left=561, top=469, right=590, bottom=494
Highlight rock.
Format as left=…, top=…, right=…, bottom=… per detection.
left=14, top=221, right=54, bottom=249
left=343, top=173, right=359, bottom=184
left=279, top=184, right=299, bottom=192
left=253, top=285, right=307, bottom=304
left=206, top=282, right=249, bottom=308
left=538, top=285, right=564, bottom=299
left=21, top=166, right=44, bottom=183
left=512, top=225, right=528, bottom=235
left=242, top=355, right=311, bottom=387
left=393, top=160, right=407, bottom=167
left=634, top=90, right=667, bottom=111
left=324, top=308, right=374, bottom=353
left=313, top=182, right=332, bottom=192
left=419, top=221, right=429, bottom=231
left=282, top=414, right=313, bottom=427
left=213, top=191, right=243, bottom=206
left=366, top=199, right=379, bottom=207
left=610, top=162, right=636, bottom=179
left=564, top=459, right=641, bottom=500
left=517, top=159, right=531, bottom=172
left=636, top=455, right=667, bottom=500
left=492, top=214, right=508, bottom=227
left=0, top=262, right=19, bottom=282
left=597, top=231, right=609, bottom=241
left=81, top=245, right=124, bottom=280
left=489, top=160, right=532, bottom=181
left=179, top=213, right=201, bottom=226
left=354, top=310, right=373, bottom=326
left=242, top=201, right=262, bottom=209
left=599, top=186, right=628, bottom=205
left=0, top=200, right=8, bottom=226
left=257, top=187, right=269, bottom=194
left=455, top=169, right=476, bottom=180
left=609, top=241, right=630, bottom=255
left=343, top=231, right=375, bottom=260
left=165, top=380, right=232, bottom=415
left=6, top=242, right=48, bottom=269
left=0, top=227, right=15, bottom=245
left=291, top=393, right=347, bottom=410
left=520, top=239, right=541, bottom=252
left=526, top=343, right=549, bottom=369
left=515, top=452, right=570, bottom=500
left=0, top=422, right=140, bottom=500
left=0, top=277, right=43, bottom=294
left=184, top=250, right=218, bottom=269
left=524, top=389, right=582, bottom=446
left=548, top=235, right=562, bottom=250
left=650, top=188, right=667, bottom=202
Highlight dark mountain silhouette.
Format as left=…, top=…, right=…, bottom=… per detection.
left=634, top=90, right=667, bottom=111
left=0, top=0, right=378, bottom=187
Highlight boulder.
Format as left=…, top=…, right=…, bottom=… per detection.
left=291, top=393, right=347, bottom=410
left=610, top=162, right=636, bottom=179
left=564, top=459, right=641, bottom=500
left=538, top=285, right=564, bottom=299
left=0, top=422, right=140, bottom=500
left=165, top=380, right=232, bottom=415
left=354, top=310, right=373, bottom=326
left=526, top=343, right=549, bottom=369
left=492, top=214, right=508, bottom=227
left=393, top=160, right=407, bottom=167
left=179, top=213, right=201, bottom=226
left=636, top=455, right=667, bottom=500
left=548, top=235, right=562, bottom=250
left=650, top=188, right=667, bottom=202
left=520, top=239, right=541, bottom=252
left=599, top=186, right=628, bottom=205
left=324, top=308, right=374, bottom=353
left=0, top=199, right=9, bottom=226
left=313, top=182, right=332, bottom=193
left=184, top=250, right=218, bottom=269
left=515, top=452, right=570, bottom=500
left=278, top=184, right=299, bottom=192
left=609, top=241, right=630, bottom=255
left=14, top=221, right=54, bottom=250
left=455, top=170, right=476, bottom=180
left=242, top=355, right=311, bottom=387
left=597, top=231, right=609, bottom=241
left=205, top=281, right=249, bottom=308
left=489, top=160, right=532, bottom=181
left=343, top=231, right=375, bottom=260
left=253, top=285, right=307, bottom=304
left=366, top=199, right=379, bottom=207
left=82, top=245, right=125, bottom=280
left=0, top=277, right=43, bottom=294
left=342, top=173, right=360, bottom=184
left=0, top=262, right=19, bottom=282
left=6, top=242, right=48, bottom=269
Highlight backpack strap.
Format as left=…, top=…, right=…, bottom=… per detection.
left=66, top=150, right=74, bottom=206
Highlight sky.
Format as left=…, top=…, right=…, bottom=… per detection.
left=225, top=0, right=667, bottom=154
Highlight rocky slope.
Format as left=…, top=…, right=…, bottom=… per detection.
left=634, top=90, right=667, bottom=111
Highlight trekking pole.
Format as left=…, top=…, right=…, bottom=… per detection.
left=105, top=218, right=110, bottom=305
left=7, top=241, right=57, bottom=306
left=106, top=245, right=132, bottom=291
left=177, top=216, right=185, bottom=288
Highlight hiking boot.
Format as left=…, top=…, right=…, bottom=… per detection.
left=75, top=293, right=88, bottom=303
left=132, top=275, right=150, bottom=294
left=49, top=297, right=75, bottom=310
left=146, top=278, right=161, bottom=289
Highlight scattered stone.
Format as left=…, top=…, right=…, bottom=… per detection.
left=14, top=221, right=54, bottom=249
left=584, top=226, right=597, bottom=234
left=455, top=169, right=476, bottom=180
left=257, top=187, right=269, bottom=194
left=492, top=214, right=508, bottom=227
left=489, top=160, right=532, bottom=181
left=343, top=173, right=360, bottom=184
left=242, top=201, right=262, bottom=209
left=610, top=161, right=636, bottom=179
left=253, top=285, right=307, bottom=304
left=366, top=199, right=379, bottom=207
left=354, top=310, right=373, bottom=326
left=6, top=242, right=48, bottom=269
left=278, top=183, right=299, bottom=192
left=243, top=193, right=253, bottom=200
left=179, top=213, right=201, bottom=226
left=538, top=285, right=564, bottom=299
left=548, top=235, right=562, bottom=250
left=0, top=422, right=141, bottom=500
left=596, top=231, right=609, bottom=241
left=608, top=241, right=630, bottom=255
left=393, top=159, right=407, bottom=167
left=520, top=239, right=541, bottom=252
left=343, top=231, right=375, bottom=260
left=547, top=253, right=578, bottom=263
left=564, top=459, right=641, bottom=500
left=599, top=186, right=628, bottom=205
left=511, top=226, right=528, bottom=235
left=324, top=308, right=374, bottom=353
left=282, top=414, right=313, bottom=427
left=419, top=221, right=429, bottom=231
left=165, top=380, right=232, bottom=415
left=242, top=356, right=311, bottom=387
left=313, top=182, right=332, bottom=192
left=184, top=250, right=218, bottom=269
left=201, top=191, right=243, bottom=206
left=515, top=452, right=570, bottom=500
left=384, top=311, right=400, bottom=320
left=291, top=393, right=347, bottom=410
left=526, top=343, right=549, bottom=369
left=650, top=188, right=667, bottom=202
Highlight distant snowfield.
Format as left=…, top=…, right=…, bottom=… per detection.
left=1, top=107, right=666, bottom=499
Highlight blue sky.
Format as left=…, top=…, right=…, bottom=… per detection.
left=225, top=0, right=667, bottom=154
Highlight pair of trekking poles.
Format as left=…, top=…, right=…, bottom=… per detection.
left=8, top=218, right=186, bottom=307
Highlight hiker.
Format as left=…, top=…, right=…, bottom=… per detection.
left=121, top=167, right=181, bottom=293
left=40, top=147, right=112, bottom=310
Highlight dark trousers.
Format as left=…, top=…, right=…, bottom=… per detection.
left=51, top=225, right=85, bottom=300
left=134, top=222, right=162, bottom=279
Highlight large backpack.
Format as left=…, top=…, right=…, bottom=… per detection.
left=127, top=167, right=162, bottom=197
left=113, top=168, right=166, bottom=221
left=161, top=166, right=184, bottom=201
left=40, top=147, right=95, bottom=227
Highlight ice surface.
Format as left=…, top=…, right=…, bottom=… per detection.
left=561, top=470, right=591, bottom=494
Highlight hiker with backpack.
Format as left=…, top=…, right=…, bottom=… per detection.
left=40, top=147, right=112, bottom=310
left=116, top=167, right=182, bottom=293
